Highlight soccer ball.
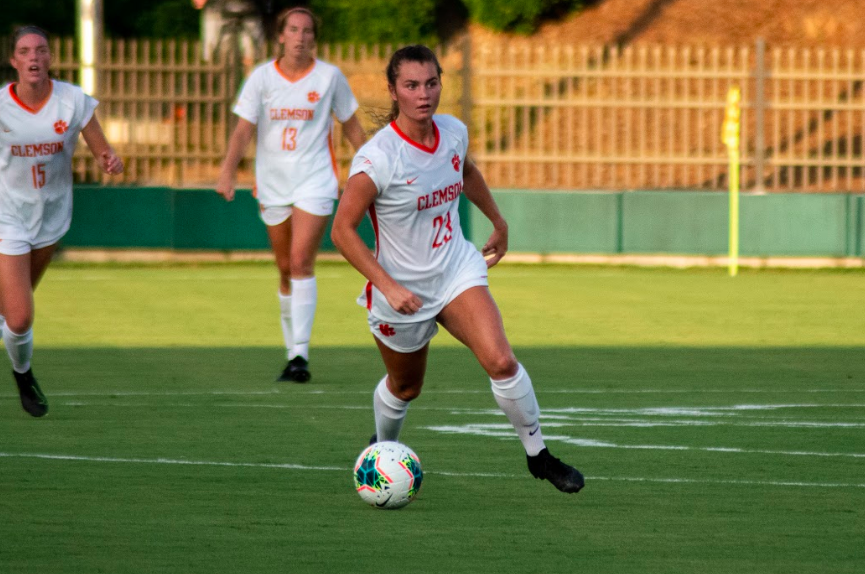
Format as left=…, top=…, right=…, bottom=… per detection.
left=353, top=441, right=423, bottom=510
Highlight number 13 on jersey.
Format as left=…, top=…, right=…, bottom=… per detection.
left=282, top=127, right=297, bottom=151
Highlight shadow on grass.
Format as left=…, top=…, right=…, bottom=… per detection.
left=31, top=346, right=865, bottom=392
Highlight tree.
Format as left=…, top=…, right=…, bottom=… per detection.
left=1, top=1, right=198, bottom=39
left=461, top=0, right=583, bottom=34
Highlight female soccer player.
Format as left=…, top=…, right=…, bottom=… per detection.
left=1, top=26, right=124, bottom=417
left=331, top=45, right=585, bottom=493
left=216, top=7, right=366, bottom=383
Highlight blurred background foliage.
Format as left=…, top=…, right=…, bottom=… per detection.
left=2, top=0, right=586, bottom=43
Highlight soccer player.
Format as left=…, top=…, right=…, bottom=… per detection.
left=331, top=45, right=585, bottom=493
left=216, top=6, right=366, bottom=383
left=0, top=26, right=124, bottom=417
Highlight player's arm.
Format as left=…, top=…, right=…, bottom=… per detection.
left=215, top=118, right=256, bottom=202
left=81, top=115, right=123, bottom=175
left=341, top=114, right=366, bottom=152
left=462, top=158, right=508, bottom=267
left=332, top=172, right=422, bottom=315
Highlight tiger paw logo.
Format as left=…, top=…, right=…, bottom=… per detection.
left=307, top=91, right=320, bottom=103
left=451, top=154, right=460, bottom=171
left=378, top=324, right=396, bottom=337
left=53, top=120, right=68, bottom=135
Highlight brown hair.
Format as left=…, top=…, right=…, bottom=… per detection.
left=276, top=7, right=320, bottom=39
left=384, top=45, right=443, bottom=124
left=11, top=25, right=49, bottom=53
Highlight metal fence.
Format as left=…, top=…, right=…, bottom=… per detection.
left=472, top=38, right=865, bottom=192
left=3, top=36, right=864, bottom=192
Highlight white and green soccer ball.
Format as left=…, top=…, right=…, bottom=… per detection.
left=354, top=441, right=423, bottom=510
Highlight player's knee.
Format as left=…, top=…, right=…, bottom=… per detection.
left=484, top=353, right=519, bottom=380
left=390, top=378, right=424, bottom=402
left=3, top=313, right=33, bottom=335
left=289, top=260, right=314, bottom=277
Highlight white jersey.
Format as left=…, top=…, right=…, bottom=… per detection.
left=233, top=59, right=359, bottom=207
left=349, top=115, right=487, bottom=323
left=0, top=80, right=97, bottom=243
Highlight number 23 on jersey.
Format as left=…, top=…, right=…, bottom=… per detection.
left=432, top=212, right=453, bottom=248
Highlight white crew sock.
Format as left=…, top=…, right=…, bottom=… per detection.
left=490, top=363, right=546, bottom=456
left=289, top=277, right=317, bottom=361
left=0, top=314, right=5, bottom=341
left=4, top=325, right=33, bottom=374
left=373, top=375, right=410, bottom=441
left=278, top=291, right=293, bottom=359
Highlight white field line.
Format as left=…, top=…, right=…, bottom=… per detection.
left=1, top=452, right=863, bottom=489
left=424, top=424, right=865, bottom=458
left=6, top=400, right=864, bottom=428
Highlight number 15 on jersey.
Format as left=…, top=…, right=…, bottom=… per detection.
left=32, top=163, right=46, bottom=189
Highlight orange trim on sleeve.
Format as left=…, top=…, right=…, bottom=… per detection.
left=327, top=132, right=338, bottom=177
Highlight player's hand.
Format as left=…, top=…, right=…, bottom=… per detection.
left=482, top=223, right=508, bottom=268
left=215, top=170, right=236, bottom=202
left=383, top=283, right=423, bottom=315
left=100, top=151, right=123, bottom=175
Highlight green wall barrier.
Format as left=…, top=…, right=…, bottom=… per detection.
left=66, top=187, right=175, bottom=248
left=470, top=190, right=864, bottom=258
left=67, top=186, right=864, bottom=258
left=853, top=195, right=865, bottom=257
left=469, top=190, right=621, bottom=253
left=67, top=187, right=376, bottom=251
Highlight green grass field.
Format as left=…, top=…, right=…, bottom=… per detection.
left=1, top=262, right=863, bottom=573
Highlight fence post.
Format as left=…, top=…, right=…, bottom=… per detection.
left=460, top=34, right=473, bottom=134
left=753, top=37, right=767, bottom=193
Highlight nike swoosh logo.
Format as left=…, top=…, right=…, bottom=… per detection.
left=529, top=425, right=540, bottom=436
left=375, top=493, right=393, bottom=507
left=406, top=177, right=418, bottom=184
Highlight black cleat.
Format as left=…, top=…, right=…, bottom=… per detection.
left=369, top=433, right=377, bottom=445
left=276, top=356, right=311, bottom=383
left=527, top=448, right=584, bottom=493
left=14, top=369, right=48, bottom=418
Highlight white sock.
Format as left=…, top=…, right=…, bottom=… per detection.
left=278, top=291, right=293, bottom=359
left=0, top=314, right=4, bottom=341
left=373, top=376, right=409, bottom=441
left=490, top=363, right=546, bottom=456
left=4, top=325, right=33, bottom=374
left=290, top=277, right=317, bottom=361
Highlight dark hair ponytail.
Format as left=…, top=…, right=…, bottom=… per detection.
left=384, top=44, right=443, bottom=124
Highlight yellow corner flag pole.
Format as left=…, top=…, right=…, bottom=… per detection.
left=722, top=85, right=741, bottom=277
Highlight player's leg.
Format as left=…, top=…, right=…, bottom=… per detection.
left=264, top=209, right=305, bottom=381
left=0, top=243, right=55, bottom=417
left=373, top=337, right=429, bottom=442
left=438, top=286, right=584, bottom=493
left=284, top=205, right=329, bottom=378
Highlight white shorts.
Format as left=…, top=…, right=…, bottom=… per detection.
left=367, top=260, right=490, bottom=353
left=259, top=198, right=335, bottom=226
left=0, top=236, right=60, bottom=256
left=367, top=315, right=440, bottom=354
